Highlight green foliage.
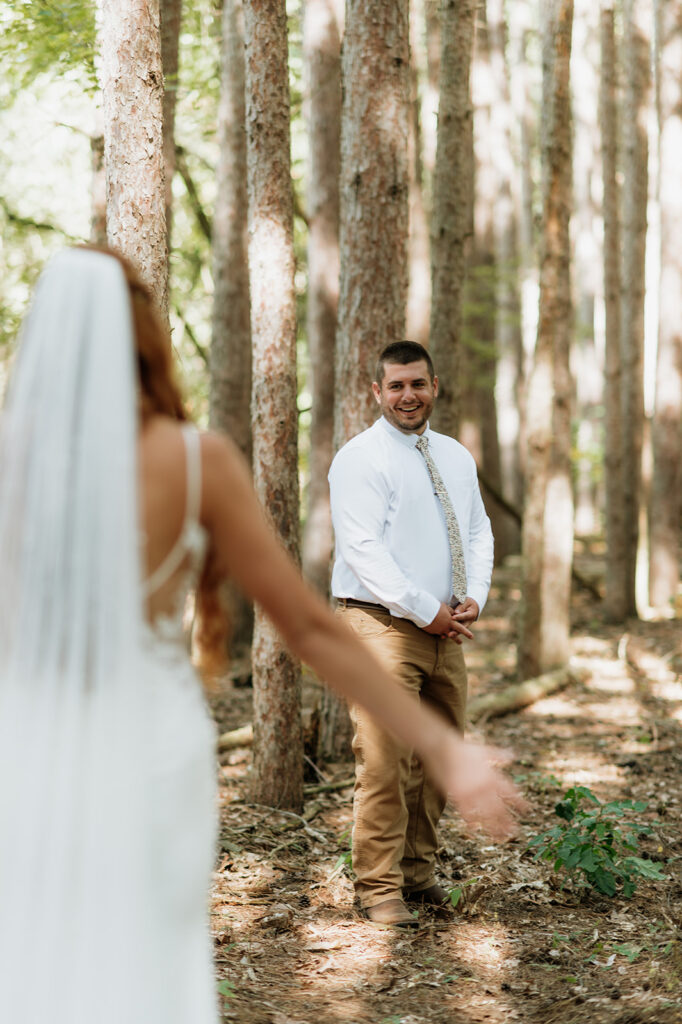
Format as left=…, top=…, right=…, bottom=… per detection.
left=217, top=978, right=236, bottom=1010
left=527, top=785, right=667, bottom=898
left=333, top=829, right=353, bottom=875
left=0, top=0, right=97, bottom=93
left=448, top=876, right=481, bottom=908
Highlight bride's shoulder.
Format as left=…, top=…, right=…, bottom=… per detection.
left=199, top=429, right=251, bottom=492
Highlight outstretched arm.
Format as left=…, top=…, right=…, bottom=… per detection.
left=200, top=432, right=526, bottom=838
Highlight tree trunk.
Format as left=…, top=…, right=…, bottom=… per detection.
left=90, top=129, right=107, bottom=245
left=572, top=0, right=602, bottom=539
left=244, top=0, right=303, bottom=810
left=210, top=0, right=254, bottom=657
left=406, top=0, right=431, bottom=345
left=301, top=0, right=343, bottom=596
left=488, top=0, right=523, bottom=553
left=321, top=0, right=410, bottom=761
left=160, top=0, right=182, bottom=252
left=468, top=0, right=514, bottom=563
left=334, top=0, right=410, bottom=447
left=601, top=3, right=628, bottom=621
left=649, top=0, right=682, bottom=613
left=429, top=0, right=476, bottom=438
left=509, top=0, right=538, bottom=485
left=620, top=0, right=651, bottom=617
left=518, top=0, right=574, bottom=679
left=99, top=0, right=168, bottom=314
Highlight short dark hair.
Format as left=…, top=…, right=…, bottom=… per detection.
left=375, top=341, right=435, bottom=384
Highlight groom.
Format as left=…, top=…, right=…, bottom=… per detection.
left=328, top=341, right=494, bottom=927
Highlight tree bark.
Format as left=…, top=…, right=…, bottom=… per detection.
left=90, top=129, right=107, bottom=245
left=406, top=0, right=431, bottom=345
left=649, top=0, right=682, bottom=613
left=429, top=0, right=476, bottom=438
left=620, top=0, right=651, bottom=617
left=572, top=1, right=602, bottom=539
left=99, top=0, right=168, bottom=314
left=601, top=3, right=628, bottom=621
left=210, top=0, right=254, bottom=656
left=488, top=0, right=523, bottom=554
left=518, top=0, right=574, bottom=679
left=422, top=0, right=440, bottom=187
left=244, top=0, right=303, bottom=810
left=334, top=0, right=410, bottom=447
left=301, top=0, right=343, bottom=596
left=160, top=0, right=182, bottom=252
left=321, top=0, right=410, bottom=761
left=468, top=1, right=514, bottom=563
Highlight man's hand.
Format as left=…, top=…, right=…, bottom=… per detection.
left=423, top=602, right=474, bottom=643
left=450, top=597, right=479, bottom=626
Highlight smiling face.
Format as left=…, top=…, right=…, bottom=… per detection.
left=372, top=360, right=438, bottom=434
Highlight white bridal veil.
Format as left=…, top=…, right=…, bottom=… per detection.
left=0, top=249, right=160, bottom=1021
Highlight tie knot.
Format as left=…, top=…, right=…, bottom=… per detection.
left=415, top=436, right=429, bottom=453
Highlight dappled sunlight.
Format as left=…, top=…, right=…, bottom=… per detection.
left=579, top=698, right=644, bottom=726
left=524, top=691, right=644, bottom=729
left=587, top=674, right=636, bottom=695
left=540, top=755, right=625, bottom=789
left=454, top=921, right=511, bottom=971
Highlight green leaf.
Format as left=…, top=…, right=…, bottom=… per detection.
left=592, top=867, right=616, bottom=896
left=624, top=857, right=667, bottom=880
left=555, top=800, right=576, bottom=821
left=218, top=979, right=236, bottom=1003
left=612, top=943, right=642, bottom=963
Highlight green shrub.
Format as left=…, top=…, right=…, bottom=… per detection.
left=527, top=785, right=667, bottom=898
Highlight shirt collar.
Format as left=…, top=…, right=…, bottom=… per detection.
left=378, top=415, right=432, bottom=448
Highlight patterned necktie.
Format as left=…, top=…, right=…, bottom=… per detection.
left=415, top=435, right=467, bottom=604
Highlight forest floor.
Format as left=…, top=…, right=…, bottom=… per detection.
left=208, top=548, right=682, bottom=1024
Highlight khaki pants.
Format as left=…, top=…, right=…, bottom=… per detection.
left=339, top=604, right=467, bottom=909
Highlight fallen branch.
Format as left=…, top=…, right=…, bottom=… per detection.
left=304, top=777, right=355, bottom=795
left=217, top=723, right=253, bottom=752
left=467, top=664, right=589, bottom=723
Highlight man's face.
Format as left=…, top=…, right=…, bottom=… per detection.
left=372, top=360, right=438, bottom=435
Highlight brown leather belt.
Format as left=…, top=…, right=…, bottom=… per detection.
left=336, top=598, right=391, bottom=614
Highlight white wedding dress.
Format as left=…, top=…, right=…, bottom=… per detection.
left=0, top=249, right=219, bottom=1024
left=140, top=425, right=219, bottom=1024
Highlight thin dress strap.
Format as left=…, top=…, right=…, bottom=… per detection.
left=144, top=425, right=202, bottom=596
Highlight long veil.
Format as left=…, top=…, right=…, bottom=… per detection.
left=0, top=249, right=160, bottom=1021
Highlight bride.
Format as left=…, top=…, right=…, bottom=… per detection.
left=0, top=247, right=524, bottom=1023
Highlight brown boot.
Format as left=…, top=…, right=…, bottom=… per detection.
left=404, top=883, right=451, bottom=908
left=363, top=898, right=418, bottom=929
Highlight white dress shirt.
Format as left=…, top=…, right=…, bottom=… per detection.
left=329, top=416, right=494, bottom=627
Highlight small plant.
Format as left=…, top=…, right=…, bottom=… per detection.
left=327, top=829, right=354, bottom=882
left=448, top=876, right=481, bottom=908
left=527, top=785, right=667, bottom=898
left=217, top=979, right=236, bottom=1011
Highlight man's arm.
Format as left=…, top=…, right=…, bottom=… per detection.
left=329, top=447, right=441, bottom=627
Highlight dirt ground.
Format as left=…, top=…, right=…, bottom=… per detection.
left=207, top=551, right=682, bottom=1024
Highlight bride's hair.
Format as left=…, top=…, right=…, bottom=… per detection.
left=84, top=245, right=229, bottom=684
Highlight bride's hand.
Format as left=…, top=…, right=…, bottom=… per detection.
left=424, top=734, right=528, bottom=841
